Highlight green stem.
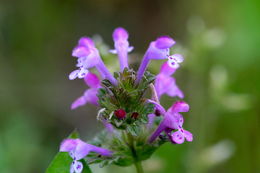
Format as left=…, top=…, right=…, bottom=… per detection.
left=126, top=132, right=144, bottom=173
left=134, top=161, right=144, bottom=173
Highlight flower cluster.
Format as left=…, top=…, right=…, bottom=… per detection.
left=57, top=27, right=193, bottom=173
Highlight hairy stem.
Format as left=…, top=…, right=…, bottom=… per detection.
left=126, top=132, right=144, bottom=173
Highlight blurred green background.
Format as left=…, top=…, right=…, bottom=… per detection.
left=0, top=0, right=259, bottom=172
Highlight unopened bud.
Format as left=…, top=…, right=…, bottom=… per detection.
left=114, top=109, right=126, bottom=119
left=131, top=112, right=139, bottom=119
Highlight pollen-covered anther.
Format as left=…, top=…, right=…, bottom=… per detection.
left=114, top=109, right=126, bottom=119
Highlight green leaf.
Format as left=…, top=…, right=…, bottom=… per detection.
left=68, top=130, right=80, bottom=139
left=46, top=130, right=92, bottom=173
left=46, top=152, right=92, bottom=173
left=46, top=152, right=72, bottom=173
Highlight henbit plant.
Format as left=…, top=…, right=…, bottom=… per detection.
left=46, top=27, right=193, bottom=173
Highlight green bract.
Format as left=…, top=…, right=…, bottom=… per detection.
left=84, top=68, right=166, bottom=167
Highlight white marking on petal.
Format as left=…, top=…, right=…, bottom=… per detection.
left=76, top=57, right=86, bottom=67
left=78, top=68, right=89, bottom=79
left=69, top=70, right=80, bottom=80
left=69, top=151, right=75, bottom=159
left=73, top=161, right=83, bottom=173
left=70, top=162, right=75, bottom=173
left=127, top=46, right=134, bottom=52
left=167, top=54, right=184, bottom=69
left=167, top=59, right=180, bottom=69
left=173, top=54, right=184, bottom=63
left=109, top=49, right=117, bottom=54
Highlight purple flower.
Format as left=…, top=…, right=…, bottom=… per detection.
left=60, top=138, right=112, bottom=173
left=110, top=27, right=133, bottom=71
left=170, top=128, right=193, bottom=144
left=69, top=37, right=117, bottom=85
left=136, top=36, right=175, bottom=83
left=71, top=72, right=101, bottom=109
left=148, top=100, right=193, bottom=144
left=155, top=62, right=184, bottom=99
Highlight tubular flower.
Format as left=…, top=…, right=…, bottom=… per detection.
left=155, top=62, right=184, bottom=99
left=149, top=101, right=193, bottom=144
left=136, top=36, right=176, bottom=83
left=71, top=72, right=101, bottom=109
left=110, top=27, right=134, bottom=71
left=60, top=138, right=112, bottom=173
left=69, top=37, right=117, bottom=85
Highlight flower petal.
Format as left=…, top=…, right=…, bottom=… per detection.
left=71, top=96, right=87, bottom=110
left=167, top=59, right=180, bottom=69
left=84, top=88, right=99, bottom=106
left=74, top=139, right=92, bottom=160
left=60, top=139, right=78, bottom=152
left=60, top=138, right=112, bottom=161
left=70, top=162, right=75, bottom=173
left=171, top=54, right=184, bottom=63
left=146, top=42, right=170, bottom=60
left=174, top=113, right=184, bottom=128
left=184, top=129, right=193, bottom=142
left=78, top=37, right=95, bottom=48
left=84, top=72, right=100, bottom=88
left=167, top=54, right=184, bottom=69
left=168, top=101, right=189, bottom=113
left=69, top=70, right=80, bottom=80
left=109, top=49, right=117, bottom=54
left=160, top=62, right=177, bottom=76
left=90, top=145, right=113, bottom=157
left=113, top=27, right=129, bottom=41
left=155, top=36, right=175, bottom=49
left=155, top=75, right=175, bottom=98
left=82, top=53, right=100, bottom=68
left=165, top=81, right=184, bottom=99
left=78, top=68, right=89, bottom=79
left=76, top=57, right=86, bottom=67
left=72, top=46, right=90, bottom=58
left=72, top=160, right=83, bottom=173
left=171, top=130, right=185, bottom=144
left=127, top=46, right=134, bottom=52
left=163, top=112, right=183, bottom=129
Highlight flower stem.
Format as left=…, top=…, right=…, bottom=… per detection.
left=134, top=161, right=144, bottom=173
left=126, top=132, right=144, bottom=173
